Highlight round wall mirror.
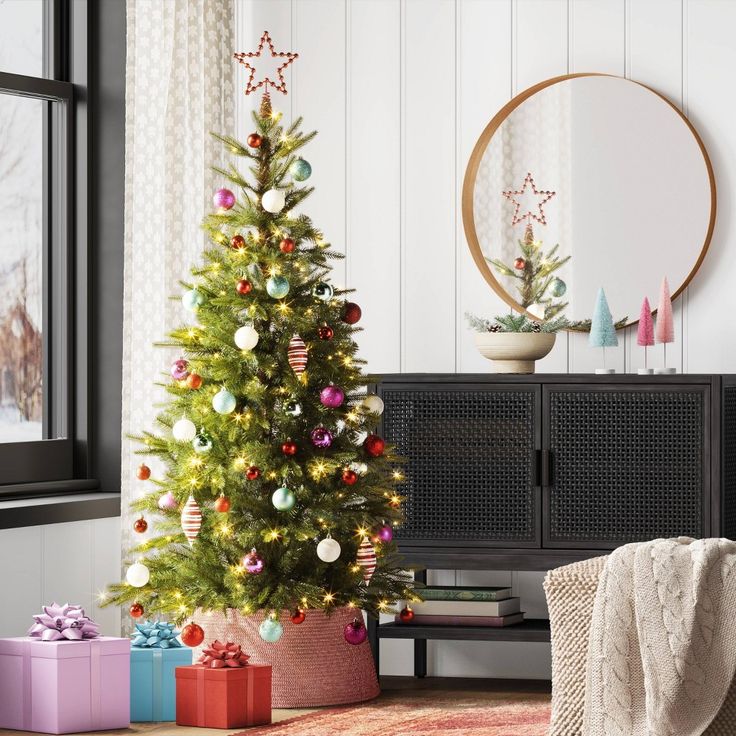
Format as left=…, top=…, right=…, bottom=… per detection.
left=462, top=74, right=716, bottom=326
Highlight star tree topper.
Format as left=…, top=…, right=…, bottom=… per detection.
left=233, top=31, right=298, bottom=96
left=502, top=172, right=556, bottom=226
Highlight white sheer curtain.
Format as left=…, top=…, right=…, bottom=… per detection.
left=121, top=0, right=235, bottom=564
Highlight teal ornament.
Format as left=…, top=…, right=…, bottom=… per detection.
left=588, top=287, right=619, bottom=348
left=259, top=618, right=283, bottom=643
left=290, top=157, right=312, bottom=182
left=312, top=282, right=334, bottom=302
left=212, top=388, right=237, bottom=414
left=192, top=432, right=213, bottom=454
left=182, top=289, right=204, bottom=311
left=130, top=621, right=182, bottom=649
left=272, top=486, right=296, bottom=511
left=266, top=275, right=290, bottom=299
left=550, top=278, right=567, bottom=297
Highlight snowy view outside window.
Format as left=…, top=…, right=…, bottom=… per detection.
left=0, top=0, right=44, bottom=442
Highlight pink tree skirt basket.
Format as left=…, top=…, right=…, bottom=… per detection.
left=189, top=607, right=379, bottom=708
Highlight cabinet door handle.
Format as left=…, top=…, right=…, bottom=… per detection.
left=542, top=450, right=555, bottom=487
left=533, top=449, right=542, bottom=487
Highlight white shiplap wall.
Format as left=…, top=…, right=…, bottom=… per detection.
left=236, top=0, right=736, bottom=679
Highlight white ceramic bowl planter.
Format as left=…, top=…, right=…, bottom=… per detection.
left=474, top=332, right=556, bottom=374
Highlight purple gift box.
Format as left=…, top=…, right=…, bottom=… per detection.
left=0, top=636, right=131, bottom=734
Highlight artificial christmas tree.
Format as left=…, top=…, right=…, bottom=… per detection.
left=637, top=296, right=655, bottom=374
left=655, top=276, right=676, bottom=374
left=106, top=32, right=412, bottom=707
left=588, top=287, right=618, bottom=374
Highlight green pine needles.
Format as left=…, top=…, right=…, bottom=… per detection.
left=105, top=106, right=414, bottom=621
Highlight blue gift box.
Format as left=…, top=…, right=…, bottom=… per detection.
left=131, top=645, right=192, bottom=721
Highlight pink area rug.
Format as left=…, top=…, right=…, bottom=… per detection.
left=239, top=692, right=551, bottom=735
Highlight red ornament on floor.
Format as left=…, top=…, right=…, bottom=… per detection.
left=133, top=516, right=148, bottom=534
left=214, top=495, right=231, bottom=513
left=247, top=133, right=263, bottom=148
left=281, top=440, right=298, bottom=456
left=136, top=463, right=151, bottom=480
left=181, top=622, right=205, bottom=648
left=129, top=603, right=144, bottom=619
left=364, top=434, right=385, bottom=457
left=399, top=607, right=414, bottom=623
left=230, top=234, right=246, bottom=250
left=186, top=373, right=203, bottom=390
left=341, top=302, right=362, bottom=325
left=290, top=608, right=306, bottom=625
left=279, top=237, right=295, bottom=253
left=341, top=469, right=358, bottom=485
left=246, top=465, right=261, bottom=481
left=236, top=279, right=252, bottom=295
left=317, top=324, right=334, bottom=340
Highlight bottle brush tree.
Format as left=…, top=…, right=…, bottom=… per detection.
left=589, top=287, right=618, bottom=371
left=637, top=296, right=654, bottom=371
left=655, top=276, right=675, bottom=370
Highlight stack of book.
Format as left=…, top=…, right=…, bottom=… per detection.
left=396, top=585, right=524, bottom=627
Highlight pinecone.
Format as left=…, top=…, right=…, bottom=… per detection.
left=530, top=321, right=542, bottom=333
left=488, top=324, right=502, bottom=333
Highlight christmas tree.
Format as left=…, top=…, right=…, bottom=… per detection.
left=106, top=46, right=412, bottom=640
left=589, top=288, right=618, bottom=348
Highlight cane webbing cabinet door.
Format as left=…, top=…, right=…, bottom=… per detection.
left=380, top=382, right=542, bottom=548
left=543, top=384, right=710, bottom=549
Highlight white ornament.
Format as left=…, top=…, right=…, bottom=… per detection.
left=126, top=561, right=150, bottom=588
left=362, top=395, right=385, bottom=415
left=172, top=417, right=197, bottom=442
left=261, top=188, right=286, bottom=213
left=316, top=536, right=341, bottom=563
left=234, top=325, right=259, bottom=351
left=353, top=430, right=368, bottom=446
left=350, top=462, right=368, bottom=477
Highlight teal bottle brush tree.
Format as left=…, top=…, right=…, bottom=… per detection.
left=105, top=32, right=414, bottom=646
left=589, top=287, right=618, bottom=374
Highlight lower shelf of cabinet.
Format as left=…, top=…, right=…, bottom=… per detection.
left=376, top=618, right=551, bottom=643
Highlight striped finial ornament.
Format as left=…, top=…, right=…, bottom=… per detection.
left=287, top=334, right=308, bottom=375
left=181, top=495, right=202, bottom=546
left=357, top=538, right=377, bottom=584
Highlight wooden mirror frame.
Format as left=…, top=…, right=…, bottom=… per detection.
left=461, top=73, right=717, bottom=327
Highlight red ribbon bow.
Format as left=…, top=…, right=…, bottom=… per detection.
left=197, top=640, right=251, bottom=668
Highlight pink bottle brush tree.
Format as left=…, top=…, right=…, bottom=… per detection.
left=655, top=276, right=676, bottom=374
left=637, top=297, right=654, bottom=374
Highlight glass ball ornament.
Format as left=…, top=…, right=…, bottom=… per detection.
left=192, top=432, right=213, bottom=454
left=312, top=282, right=334, bottom=302
left=158, top=491, right=177, bottom=510
left=342, top=469, right=358, bottom=485
left=214, top=495, right=231, bottom=513
left=341, top=302, right=362, bottom=325
left=362, top=394, right=384, bottom=415
left=129, top=603, right=144, bottom=619
left=311, top=426, right=333, bottom=449
left=279, top=237, right=295, bottom=254
left=377, top=524, right=393, bottom=543
left=136, top=463, right=151, bottom=480
left=230, top=234, right=246, bottom=250
left=234, top=324, right=259, bottom=350
left=212, top=388, right=237, bottom=415
left=266, top=275, right=290, bottom=299
left=514, top=257, right=526, bottom=270
left=172, top=417, right=197, bottom=442
left=316, top=536, right=341, bottom=563
left=550, top=277, right=567, bottom=297
left=320, top=385, right=345, bottom=408
left=186, top=373, right=203, bottom=390
left=272, top=486, right=296, bottom=511
left=317, top=324, right=334, bottom=340
left=281, top=439, right=297, bottom=456
left=245, top=465, right=261, bottom=481
left=213, top=188, right=235, bottom=210
left=344, top=617, right=368, bottom=646
left=125, top=561, right=150, bottom=588
left=242, top=548, right=265, bottom=574
left=290, top=608, right=306, bottom=625
left=181, top=622, right=205, bottom=648
left=170, top=359, right=189, bottom=380
left=182, top=289, right=204, bottom=312
left=259, top=618, right=284, bottom=643
left=364, top=434, right=385, bottom=457
left=290, top=157, right=312, bottom=181
left=236, top=279, right=252, bottom=295
left=284, top=399, right=302, bottom=416
left=133, top=516, right=148, bottom=533
left=261, top=188, right=286, bottom=213
left=398, top=606, right=415, bottom=623
left=247, top=132, right=262, bottom=148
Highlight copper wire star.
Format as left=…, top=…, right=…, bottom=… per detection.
left=233, top=31, right=298, bottom=95
left=502, top=173, right=556, bottom=226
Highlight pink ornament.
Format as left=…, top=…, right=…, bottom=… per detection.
left=242, top=548, right=265, bottom=575
left=311, top=426, right=333, bottom=449
left=637, top=297, right=654, bottom=347
left=356, top=538, right=377, bottom=583
left=158, top=491, right=177, bottom=510
left=343, top=617, right=368, bottom=646
left=655, top=276, right=674, bottom=344
left=213, top=188, right=235, bottom=210
left=320, top=385, right=345, bottom=408
left=181, top=495, right=202, bottom=546
left=377, top=524, right=393, bottom=543
left=287, top=334, right=308, bottom=375
left=170, top=359, right=189, bottom=380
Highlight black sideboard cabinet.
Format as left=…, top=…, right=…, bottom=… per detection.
left=367, top=373, right=736, bottom=675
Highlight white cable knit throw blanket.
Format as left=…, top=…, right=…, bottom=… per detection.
left=583, top=538, right=736, bottom=736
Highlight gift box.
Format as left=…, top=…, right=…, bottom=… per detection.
left=175, top=641, right=271, bottom=728
left=130, top=621, right=192, bottom=722
left=0, top=637, right=130, bottom=734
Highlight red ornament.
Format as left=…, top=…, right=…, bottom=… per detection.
left=214, top=495, right=231, bottom=513
left=514, top=257, right=526, bottom=270
left=290, top=608, right=306, bottom=625
left=133, top=516, right=148, bottom=534
left=136, top=464, right=151, bottom=481
left=341, top=469, right=358, bottom=485
left=281, top=440, right=298, bottom=456
left=230, top=234, right=246, bottom=250
left=236, top=279, right=252, bottom=295
left=186, top=373, right=203, bottom=390
left=247, top=133, right=263, bottom=148
left=246, top=465, right=261, bottom=481
left=129, top=603, right=144, bottom=619
left=317, top=324, right=334, bottom=340
left=342, top=302, right=362, bottom=325
left=364, top=434, right=385, bottom=458
left=279, top=237, right=295, bottom=254
left=181, top=622, right=205, bottom=648
left=399, top=606, right=415, bottom=623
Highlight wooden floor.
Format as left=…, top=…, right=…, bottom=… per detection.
left=0, top=677, right=551, bottom=736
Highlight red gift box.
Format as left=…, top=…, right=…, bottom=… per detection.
left=175, top=663, right=271, bottom=728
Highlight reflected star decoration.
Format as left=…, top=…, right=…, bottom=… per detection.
left=502, top=172, right=556, bottom=226
left=233, top=30, right=298, bottom=96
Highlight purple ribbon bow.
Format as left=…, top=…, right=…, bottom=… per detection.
left=28, top=602, right=101, bottom=641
